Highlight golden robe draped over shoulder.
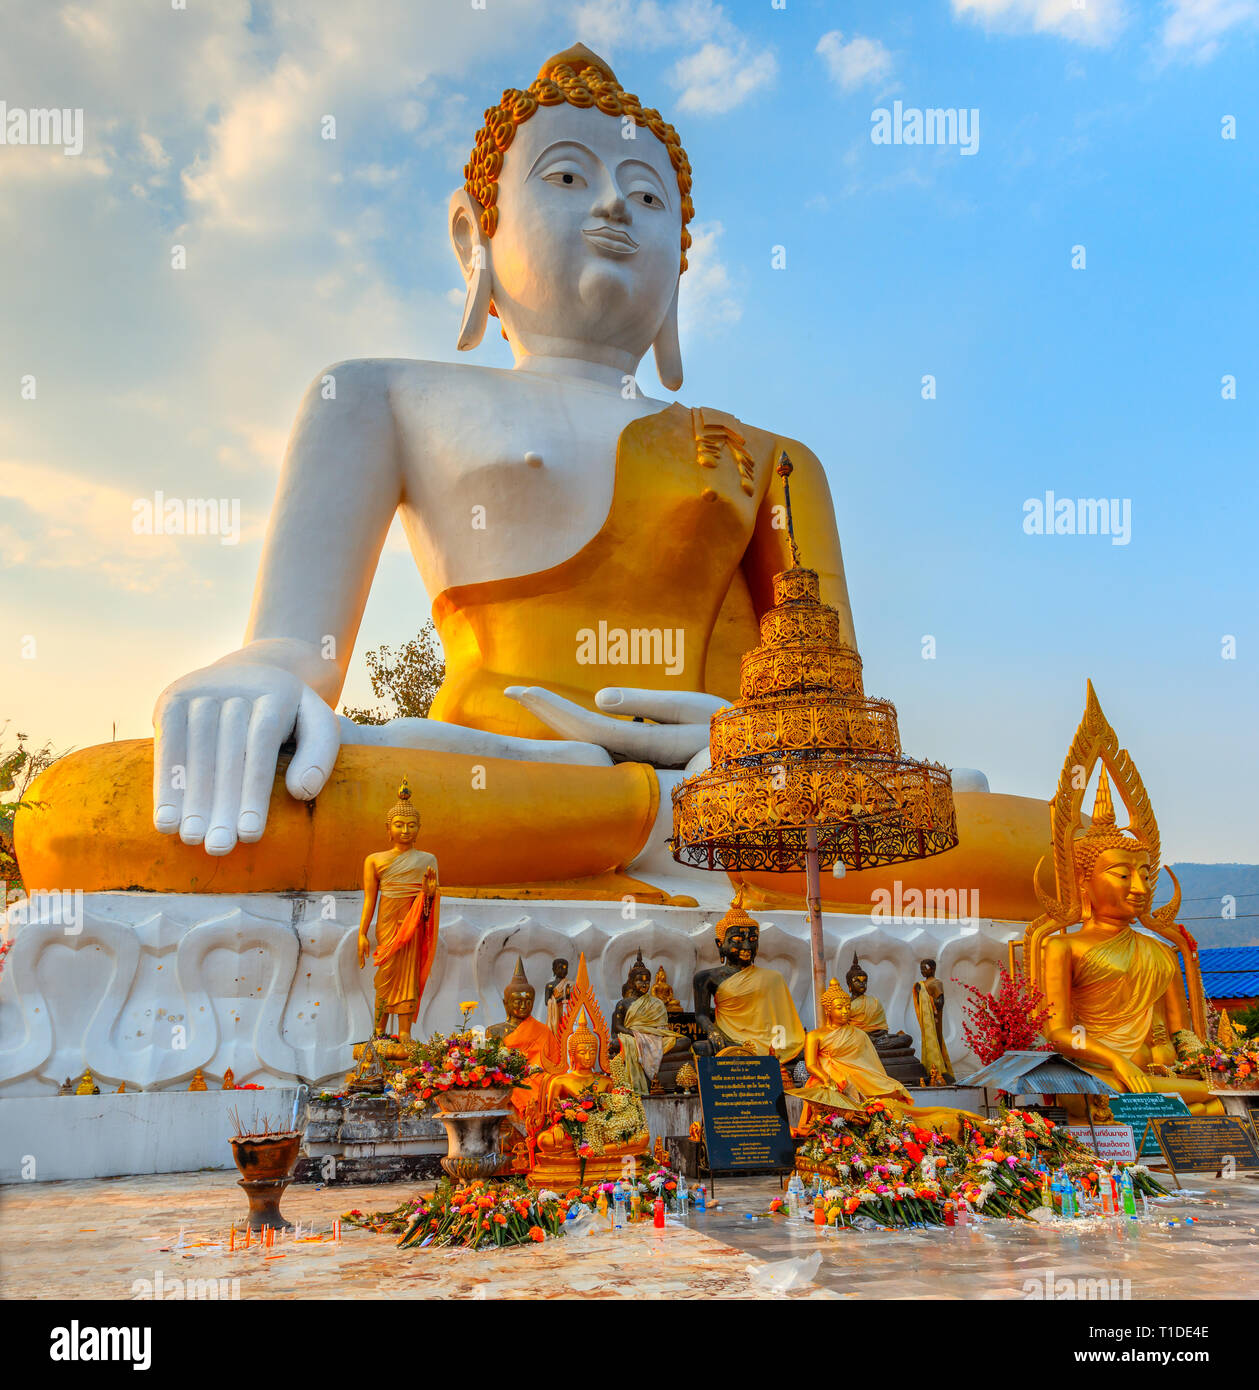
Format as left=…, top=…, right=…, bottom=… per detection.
left=1072, top=927, right=1175, bottom=1060
left=372, top=849, right=439, bottom=1016
left=849, top=995, right=888, bottom=1033
left=503, top=1015, right=560, bottom=1121
left=913, top=981, right=954, bottom=1081
left=789, top=1025, right=912, bottom=1109
left=618, top=993, right=680, bottom=1094
left=714, top=965, right=805, bottom=1059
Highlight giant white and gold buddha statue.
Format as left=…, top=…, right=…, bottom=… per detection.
left=20, top=44, right=1050, bottom=914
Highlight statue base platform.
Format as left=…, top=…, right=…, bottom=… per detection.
left=0, top=889, right=1017, bottom=1103
left=296, top=1092, right=448, bottom=1184
left=525, top=1142, right=651, bottom=1189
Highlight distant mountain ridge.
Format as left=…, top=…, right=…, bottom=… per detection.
left=1157, top=864, right=1259, bottom=949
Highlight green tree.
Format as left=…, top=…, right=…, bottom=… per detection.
left=1, top=726, right=64, bottom=892
left=341, top=624, right=447, bottom=725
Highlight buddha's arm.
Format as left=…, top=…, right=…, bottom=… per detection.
left=357, top=856, right=381, bottom=968
left=803, top=1028, right=824, bottom=1083
left=1044, top=938, right=1152, bottom=1091
left=742, top=437, right=857, bottom=650
left=153, top=359, right=401, bottom=855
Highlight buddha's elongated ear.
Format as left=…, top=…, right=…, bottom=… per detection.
left=652, top=281, right=683, bottom=392
left=449, top=189, right=492, bottom=351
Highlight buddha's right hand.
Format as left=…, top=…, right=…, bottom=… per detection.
left=1111, top=1056, right=1154, bottom=1093
left=152, top=658, right=340, bottom=855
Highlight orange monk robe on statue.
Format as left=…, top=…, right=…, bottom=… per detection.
left=371, top=854, right=440, bottom=1022
left=502, top=1016, right=560, bottom=1121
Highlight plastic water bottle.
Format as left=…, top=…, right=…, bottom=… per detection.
left=613, top=1181, right=628, bottom=1230
left=787, top=1172, right=805, bottom=1220
left=1121, top=1168, right=1137, bottom=1220
left=695, top=1184, right=707, bottom=1213
left=676, top=1177, right=689, bottom=1219
left=1060, top=1172, right=1076, bottom=1219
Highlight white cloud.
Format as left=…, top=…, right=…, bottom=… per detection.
left=1162, top=0, right=1259, bottom=61
left=677, top=220, right=741, bottom=338
left=573, top=0, right=777, bottom=114
left=670, top=42, right=777, bottom=115
left=816, top=31, right=894, bottom=91
left=950, top=0, right=1128, bottom=45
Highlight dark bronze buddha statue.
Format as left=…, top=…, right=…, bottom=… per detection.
left=845, top=953, right=926, bottom=1086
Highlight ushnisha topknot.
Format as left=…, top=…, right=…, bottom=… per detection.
left=463, top=42, right=694, bottom=272
left=1074, top=766, right=1147, bottom=887
left=387, top=776, right=420, bottom=824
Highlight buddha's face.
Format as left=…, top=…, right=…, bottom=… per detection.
left=552, top=960, right=568, bottom=981
left=388, top=812, right=419, bottom=846
left=824, top=998, right=852, bottom=1027
left=570, top=1035, right=599, bottom=1070
left=1084, top=847, right=1151, bottom=923
left=849, top=971, right=868, bottom=998
left=919, top=959, right=935, bottom=980
left=626, top=966, right=651, bottom=998
left=721, top=922, right=758, bottom=967
left=488, top=102, right=681, bottom=363
left=504, top=985, right=534, bottom=1022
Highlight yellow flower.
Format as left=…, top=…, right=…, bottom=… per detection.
left=460, top=1001, right=478, bottom=1014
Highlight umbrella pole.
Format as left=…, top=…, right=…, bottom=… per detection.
left=805, top=824, right=826, bottom=1026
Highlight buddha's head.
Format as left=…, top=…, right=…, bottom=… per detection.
left=551, top=957, right=569, bottom=981
left=451, top=43, right=692, bottom=389
left=386, top=777, right=419, bottom=847
left=623, top=949, right=651, bottom=999
left=715, top=896, right=759, bottom=969
left=919, top=957, right=936, bottom=980
left=1075, top=767, right=1152, bottom=925
left=821, top=980, right=853, bottom=1028
left=846, top=952, right=869, bottom=998
left=568, top=1014, right=600, bottom=1070
left=502, top=956, right=535, bottom=1022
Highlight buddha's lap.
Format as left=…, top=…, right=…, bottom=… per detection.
left=21, top=738, right=1051, bottom=910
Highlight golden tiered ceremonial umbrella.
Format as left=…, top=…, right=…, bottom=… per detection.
left=669, top=456, right=960, bottom=1024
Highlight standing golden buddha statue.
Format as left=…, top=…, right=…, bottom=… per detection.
left=1021, top=684, right=1221, bottom=1116
left=356, top=778, right=440, bottom=1043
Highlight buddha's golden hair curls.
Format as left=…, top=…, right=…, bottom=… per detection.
left=463, top=43, right=694, bottom=273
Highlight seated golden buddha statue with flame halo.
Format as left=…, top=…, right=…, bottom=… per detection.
left=526, top=953, right=649, bottom=1185
left=19, top=42, right=1052, bottom=916
left=1021, top=684, right=1221, bottom=1116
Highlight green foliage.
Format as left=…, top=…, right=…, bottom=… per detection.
left=341, top=623, right=446, bottom=725
left=0, top=726, right=63, bottom=892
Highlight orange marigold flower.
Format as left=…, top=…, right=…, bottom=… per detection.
left=529, top=1226, right=546, bottom=1242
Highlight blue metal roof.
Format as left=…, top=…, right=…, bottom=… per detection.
left=960, top=1049, right=1116, bottom=1095
left=1197, top=947, right=1259, bottom=999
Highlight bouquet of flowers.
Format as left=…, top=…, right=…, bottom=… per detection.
left=1172, top=1041, right=1259, bottom=1089
left=384, top=1029, right=533, bottom=1115
left=346, top=1165, right=691, bottom=1249
left=794, top=1102, right=1167, bottom=1227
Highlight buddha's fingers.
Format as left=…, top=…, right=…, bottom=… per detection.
left=595, top=689, right=725, bottom=724
left=153, top=694, right=188, bottom=834
left=205, top=698, right=251, bottom=855
left=505, top=686, right=709, bottom=765
left=283, top=685, right=341, bottom=802
left=237, top=695, right=290, bottom=844
left=180, top=696, right=221, bottom=845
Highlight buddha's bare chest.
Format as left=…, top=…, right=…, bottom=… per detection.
left=389, top=367, right=667, bottom=592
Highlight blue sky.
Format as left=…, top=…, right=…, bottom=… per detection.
left=1, top=0, right=1256, bottom=860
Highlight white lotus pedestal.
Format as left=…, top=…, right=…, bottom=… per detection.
left=431, top=1087, right=514, bottom=1182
